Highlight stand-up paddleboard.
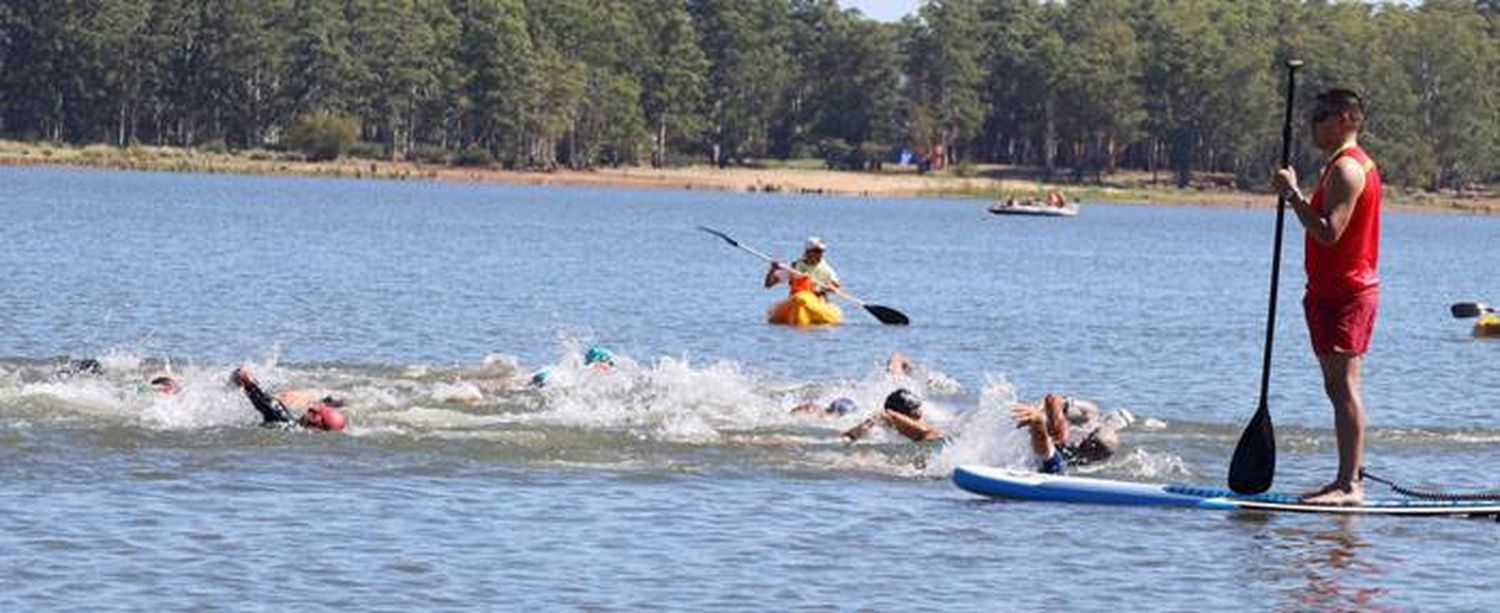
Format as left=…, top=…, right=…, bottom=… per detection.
left=953, top=465, right=1500, bottom=517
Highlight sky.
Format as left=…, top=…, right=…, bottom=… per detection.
left=841, top=0, right=921, bottom=22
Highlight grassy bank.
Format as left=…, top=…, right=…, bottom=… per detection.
left=2, top=140, right=1494, bottom=214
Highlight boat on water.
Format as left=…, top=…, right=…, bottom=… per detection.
left=1475, top=313, right=1500, bottom=338
left=988, top=200, right=1080, bottom=217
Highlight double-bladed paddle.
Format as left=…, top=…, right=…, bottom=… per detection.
left=1229, top=59, right=1303, bottom=495
left=696, top=226, right=910, bottom=326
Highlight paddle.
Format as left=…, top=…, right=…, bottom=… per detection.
left=1450, top=302, right=1493, bottom=319
left=1228, top=58, right=1303, bottom=495
left=696, top=226, right=910, bottom=325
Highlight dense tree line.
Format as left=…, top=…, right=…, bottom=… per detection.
left=1, top=0, right=1495, bottom=189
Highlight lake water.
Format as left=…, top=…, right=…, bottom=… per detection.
left=2, top=166, right=1498, bottom=610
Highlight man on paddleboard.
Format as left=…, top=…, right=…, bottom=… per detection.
left=1272, top=89, right=1381, bottom=505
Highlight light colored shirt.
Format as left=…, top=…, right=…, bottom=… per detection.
left=781, top=259, right=838, bottom=288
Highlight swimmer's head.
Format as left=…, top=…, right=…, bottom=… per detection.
left=530, top=367, right=552, bottom=387
left=584, top=346, right=614, bottom=367
left=883, top=388, right=922, bottom=418
left=1073, top=427, right=1119, bottom=463
left=300, top=404, right=347, bottom=432
left=149, top=375, right=179, bottom=395
left=826, top=397, right=857, bottom=416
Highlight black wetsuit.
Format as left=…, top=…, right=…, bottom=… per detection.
left=240, top=380, right=299, bottom=429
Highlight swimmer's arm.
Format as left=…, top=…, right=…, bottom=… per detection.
left=842, top=416, right=879, bottom=441
left=884, top=411, right=940, bottom=442
left=1011, top=405, right=1055, bottom=459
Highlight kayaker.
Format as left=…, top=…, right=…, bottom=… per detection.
left=230, top=367, right=347, bottom=432
left=843, top=388, right=941, bottom=443
left=1011, top=394, right=1129, bottom=474
left=764, top=237, right=840, bottom=298
left=1272, top=88, right=1382, bottom=505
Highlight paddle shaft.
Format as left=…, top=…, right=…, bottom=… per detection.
left=700, top=228, right=873, bottom=305
left=1229, top=59, right=1302, bottom=494
left=1256, top=61, right=1302, bottom=418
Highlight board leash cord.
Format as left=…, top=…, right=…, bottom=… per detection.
left=1361, top=468, right=1500, bottom=502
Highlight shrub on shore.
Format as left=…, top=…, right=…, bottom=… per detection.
left=284, top=112, right=358, bottom=162
left=454, top=146, right=493, bottom=167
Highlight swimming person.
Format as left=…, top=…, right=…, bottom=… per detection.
left=529, top=345, right=616, bottom=388
left=843, top=388, right=942, bottom=443
left=1011, top=394, right=1125, bottom=474
left=792, top=397, right=859, bottom=416
left=230, top=367, right=346, bottom=432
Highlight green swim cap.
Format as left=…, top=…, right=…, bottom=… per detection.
left=584, top=346, right=614, bottom=366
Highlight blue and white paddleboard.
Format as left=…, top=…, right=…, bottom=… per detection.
left=953, top=465, right=1500, bottom=517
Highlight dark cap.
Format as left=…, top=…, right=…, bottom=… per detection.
left=883, top=388, right=922, bottom=417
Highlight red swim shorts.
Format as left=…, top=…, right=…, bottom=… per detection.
left=1303, top=287, right=1379, bottom=357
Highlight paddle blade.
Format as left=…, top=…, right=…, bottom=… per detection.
left=1228, top=405, right=1276, bottom=494
left=1451, top=302, right=1487, bottom=319
left=695, top=225, right=739, bottom=248
left=863, top=304, right=909, bottom=326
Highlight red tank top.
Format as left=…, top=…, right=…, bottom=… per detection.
left=1305, top=143, right=1380, bottom=297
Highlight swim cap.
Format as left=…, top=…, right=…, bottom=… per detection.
left=883, top=388, right=922, bottom=417
left=149, top=376, right=179, bottom=394
left=584, top=346, right=614, bottom=366
left=827, top=397, right=857, bottom=415
left=530, top=367, right=552, bottom=387
left=301, top=405, right=347, bottom=432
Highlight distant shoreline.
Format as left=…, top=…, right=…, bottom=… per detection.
left=3, top=140, right=1495, bottom=215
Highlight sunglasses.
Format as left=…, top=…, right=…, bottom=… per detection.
left=1309, top=107, right=1342, bottom=124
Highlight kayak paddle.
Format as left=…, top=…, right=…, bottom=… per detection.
left=696, top=226, right=910, bottom=326
left=1450, top=302, right=1493, bottom=319
left=1229, top=58, right=1302, bottom=495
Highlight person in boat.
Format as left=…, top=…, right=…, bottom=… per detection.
left=1046, top=190, right=1067, bottom=208
left=764, top=237, right=840, bottom=298
left=843, top=388, right=941, bottom=443
left=1011, top=393, right=1128, bottom=474
left=1272, top=89, right=1382, bottom=506
left=230, top=367, right=347, bottom=432
left=530, top=345, right=616, bottom=388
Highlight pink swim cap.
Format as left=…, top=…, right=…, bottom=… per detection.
left=301, top=405, right=347, bottom=432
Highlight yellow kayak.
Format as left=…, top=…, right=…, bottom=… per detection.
left=1475, top=314, right=1500, bottom=338
left=768, top=290, right=843, bottom=327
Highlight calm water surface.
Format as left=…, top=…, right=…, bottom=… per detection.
left=2, top=167, right=1498, bottom=610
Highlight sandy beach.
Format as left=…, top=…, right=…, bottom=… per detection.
left=3, top=140, right=1495, bottom=214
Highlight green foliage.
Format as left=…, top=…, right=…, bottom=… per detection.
left=283, top=111, right=359, bottom=161
left=0, top=0, right=1492, bottom=187
left=454, top=145, right=493, bottom=167
left=409, top=144, right=450, bottom=164
left=346, top=141, right=387, bottom=160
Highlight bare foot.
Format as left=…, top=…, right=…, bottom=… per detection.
left=1301, top=480, right=1365, bottom=506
